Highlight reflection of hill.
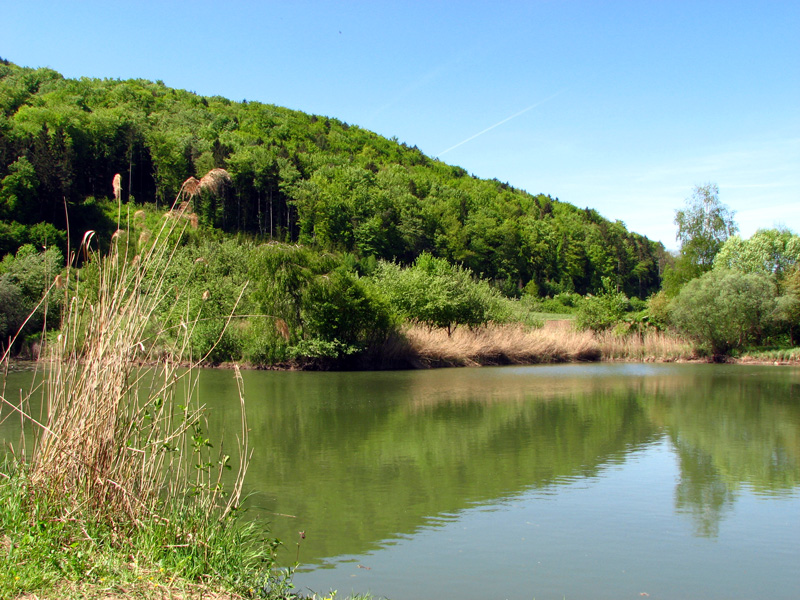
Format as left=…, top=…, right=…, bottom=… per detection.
left=202, top=366, right=663, bottom=564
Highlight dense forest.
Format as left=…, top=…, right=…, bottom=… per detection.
left=0, top=59, right=664, bottom=299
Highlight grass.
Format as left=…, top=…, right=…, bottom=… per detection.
left=379, top=320, right=697, bottom=368
left=0, top=462, right=282, bottom=599
left=737, top=347, right=800, bottom=363
left=0, top=177, right=296, bottom=599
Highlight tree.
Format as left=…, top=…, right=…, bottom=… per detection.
left=713, top=228, right=800, bottom=278
left=669, top=269, right=776, bottom=355
left=674, top=183, right=738, bottom=274
left=574, top=277, right=630, bottom=332
left=774, top=266, right=800, bottom=345
left=0, top=157, right=38, bottom=220
left=0, top=244, right=64, bottom=344
left=372, top=252, right=504, bottom=335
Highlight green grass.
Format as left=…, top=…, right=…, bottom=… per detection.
left=0, top=461, right=293, bottom=599
left=738, top=347, right=800, bottom=362
left=533, top=312, right=574, bottom=322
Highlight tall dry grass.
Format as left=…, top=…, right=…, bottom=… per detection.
left=595, top=328, right=696, bottom=361
left=388, top=321, right=696, bottom=368
left=1, top=172, right=248, bottom=524
left=394, top=322, right=600, bottom=368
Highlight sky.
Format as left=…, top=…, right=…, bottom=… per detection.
left=2, top=0, right=798, bottom=248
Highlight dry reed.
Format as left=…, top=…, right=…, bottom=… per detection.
left=393, top=321, right=696, bottom=368
left=198, top=168, right=232, bottom=196
left=595, top=329, right=696, bottom=361
left=112, top=173, right=122, bottom=202
left=398, top=323, right=600, bottom=368
left=1, top=179, right=249, bottom=524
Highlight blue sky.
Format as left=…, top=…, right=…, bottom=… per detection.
left=3, top=0, right=798, bottom=248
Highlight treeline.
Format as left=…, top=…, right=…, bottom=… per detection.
left=0, top=60, right=664, bottom=298
left=566, top=184, right=800, bottom=358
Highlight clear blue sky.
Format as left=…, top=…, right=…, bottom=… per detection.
left=3, top=0, right=798, bottom=247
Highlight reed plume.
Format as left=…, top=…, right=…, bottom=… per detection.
left=112, top=173, right=122, bottom=202
left=198, top=168, right=232, bottom=195
left=5, top=175, right=249, bottom=524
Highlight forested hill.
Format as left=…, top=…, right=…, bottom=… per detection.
left=0, top=60, right=664, bottom=298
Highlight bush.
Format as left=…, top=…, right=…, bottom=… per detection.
left=669, top=269, right=777, bottom=355
left=249, top=243, right=396, bottom=360
left=301, top=267, right=395, bottom=356
left=372, top=252, right=505, bottom=335
left=0, top=244, right=64, bottom=345
left=645, top=290, right=672, bottom=331
left=574, top=280, right=629, bottom=332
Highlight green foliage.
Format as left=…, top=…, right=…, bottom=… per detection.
left=249, top=243, right=395, bottom=360
left=0, top=244, right=63, bottom=343
left=714, top=228, right=800, bottom=278
left=0, top=60, right=664, bottom=299
left=301, top=267, right=394, bottom=352
left=0, top=157, right=38, bottom=221
left=674, top=183, right=738, bottom=273
left=373, top=252, right=505, bottom=334
left=669, top=269, right=777, bottom=355
left=526, top=291, right=582, bottom=315
left=773, top=266, right=800, bottom=344
left=574, top=277, right=630, bottom=332
left=645, top=290, right=672, bottom=330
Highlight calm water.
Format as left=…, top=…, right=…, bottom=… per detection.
left=3, top=363, right=799, bottom=599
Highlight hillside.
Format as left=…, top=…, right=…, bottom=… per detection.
left=0, top=59, right=664, bottom=298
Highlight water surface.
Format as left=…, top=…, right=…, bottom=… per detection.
left=4, top=363, right=799, bottom=599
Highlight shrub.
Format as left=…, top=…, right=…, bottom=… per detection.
left=574, top=279, right=629, bottom=332
left=669, top=269, right=777, bottom=355
left=0, top=244, right=64, bottom=345
left=249, top=243, right=396, bottom=359
left=372, top=252, right=505, bottom=335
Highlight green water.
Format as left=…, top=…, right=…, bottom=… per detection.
left=3, top=363, right=799, bottom=599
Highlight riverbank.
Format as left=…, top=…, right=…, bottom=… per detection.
left=235, top=321, right=700, bottom=370
left=12, top=321, right=800, bottom=373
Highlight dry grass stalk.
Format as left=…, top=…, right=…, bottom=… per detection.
left=595, top=329, right=696, bottom=361
left=396, top=322, right=695, bottom=367
left=274, top=318, right=290, bottom=341
left=179, top=176, right=201, bottom=200
left=3, top=177, right=250, bottom=524
left=112, top=173, right=122, bottom=202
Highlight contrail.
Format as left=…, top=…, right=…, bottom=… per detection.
left=437, top=90, right=566, bottom=157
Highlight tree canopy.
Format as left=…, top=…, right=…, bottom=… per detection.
left=0, top=60, right=665, bottom=299
left=674, top=183, right=738, bottom=273
left=714, top=228, right=800, bottom=278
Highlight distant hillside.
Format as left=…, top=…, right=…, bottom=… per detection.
left=0, top=60, right=664, bottom=298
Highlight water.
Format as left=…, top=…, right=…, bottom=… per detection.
left=3, top=363, right=799, bottom=599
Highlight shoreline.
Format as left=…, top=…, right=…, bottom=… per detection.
left=7, top=352, right=798, bottom=374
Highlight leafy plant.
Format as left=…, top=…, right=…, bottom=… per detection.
left=669, top=269, right=777, bottom=355
left=372, top=252, right=505, bottom=335
left=574, top=278, right=630, bottom=332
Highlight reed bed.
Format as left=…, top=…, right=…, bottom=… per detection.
left=595, top=329, right=697, bottom=362
left=20, top=191, right=248, bottom=522
left=389, top=321, right=696, bottom=368
left=396, top=323, right=601, bottom=368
